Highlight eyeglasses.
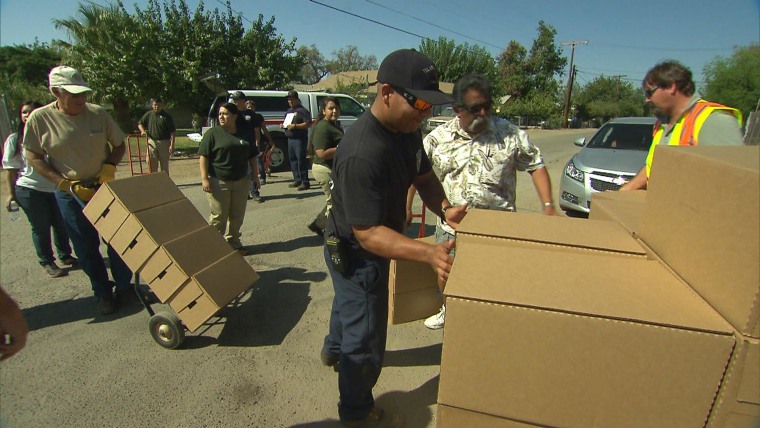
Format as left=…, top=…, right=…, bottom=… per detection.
left=462, top=102, right=492, bottom=115
left=391, top=85, right=432, bottom=111
left=644, top=86, right=661, bottom=98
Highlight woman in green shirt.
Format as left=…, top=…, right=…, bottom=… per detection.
left=199, top=103, right=260, bottom=253
left=308, top=97, right=343, bottom=237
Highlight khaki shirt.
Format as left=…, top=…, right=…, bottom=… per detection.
left=24, top=102, right=126, bottom=181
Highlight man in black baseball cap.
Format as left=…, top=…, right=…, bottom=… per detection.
left=320, top=49, right=464, bottom=426
left=229, top=90, right=246, bottom=101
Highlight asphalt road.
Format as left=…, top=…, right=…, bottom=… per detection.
left=0, top=127, right=595, bottom=428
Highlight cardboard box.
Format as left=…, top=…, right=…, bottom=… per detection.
left=388, top=236, right=443, bottom=324
left=169, top=252, right=259, bottom=332
left=707, top=337, right=760, bottom=427
left=639, top=146, right=760, bottom=338
left=588, top=190, right=647, bottom=235
left=439, top=210, right=736, bottom=428
left=83, top=172, right=186, bottom=241
left=455, top=210, right=648, bottom=258
left=109, top=199, right=207, bottom=272
left=141, top=226, right=235, bottom=303
left=437, top=404, right=543, bottom=427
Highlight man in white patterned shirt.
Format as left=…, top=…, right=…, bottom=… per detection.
left=412, top=73, right=556, bottom=329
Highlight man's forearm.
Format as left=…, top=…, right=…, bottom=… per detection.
left=354, top=225, right=432, bottom=262
left=25, top=150, right=63, bottom=186
left=107, top=142, right=127, bottom=165
left=414, top=173, right=449, bottom=218
left=529, top=167, right=553, bottom=204
left=620, top=167, right=647, bottom=191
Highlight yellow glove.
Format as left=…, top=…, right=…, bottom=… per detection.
left=56, top=179, right=73, bottom=193
left=70, top=182, right=97, bottom=202
left=96, top=163, right=116, bottom=184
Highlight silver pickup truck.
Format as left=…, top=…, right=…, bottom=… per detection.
left=204, top=90, right=366, bottom=172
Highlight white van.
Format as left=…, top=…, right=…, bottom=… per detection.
left=204, top=90, right=366, bottom=172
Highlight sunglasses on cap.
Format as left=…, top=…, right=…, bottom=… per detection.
left=391, top=85, right=432, bottom=111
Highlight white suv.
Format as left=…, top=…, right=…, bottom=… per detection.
left=204, top=90, right=366, bottom=172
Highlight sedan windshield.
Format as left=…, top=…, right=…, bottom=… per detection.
left=585, top=122, right=654, bottom=151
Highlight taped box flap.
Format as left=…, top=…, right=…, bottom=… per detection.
left=103, top=172, right=185, bottom=213
left=444, top=242, right=733, bottom=334
left=457, top=209, right=646, bottom=256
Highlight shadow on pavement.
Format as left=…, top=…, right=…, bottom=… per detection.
left=214, top=266, right=326, bottom=347
left=290, top=375, right=439, bottom=428
left=22, top=296, right=144, bottom=331
left=384, top=343, right=442, bottom=368
left=249, top=235, right=323, bottom=255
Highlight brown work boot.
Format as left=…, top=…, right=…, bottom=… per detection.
left=43, top=262, right=67, bottom=278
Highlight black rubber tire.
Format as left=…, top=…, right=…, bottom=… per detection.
left=148, top=311, right=185, bottom=349
left=268, top=136, right=289, bottom=173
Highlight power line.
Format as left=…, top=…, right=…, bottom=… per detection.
left=593, top=41, right=735, bottom=53
left=308, top=0, right=427, bottom=40
left=362, top=0, right=504, bottom=50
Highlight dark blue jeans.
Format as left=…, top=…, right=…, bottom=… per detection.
left=323, top=246, right=390, bottom=422
left=55, top=190, right=132, bottom=297
left=15, top=186, right=72, bottom=266
left=287, top=136, right=308, bottom=185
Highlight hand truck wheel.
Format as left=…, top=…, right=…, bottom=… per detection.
left=148, top=311, right=185, bottom=349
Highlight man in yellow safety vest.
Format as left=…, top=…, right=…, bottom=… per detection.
left=620, top=60, right=743, bottom=191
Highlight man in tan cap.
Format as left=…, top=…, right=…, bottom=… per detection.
left=23, top=66, right=133, bottom=316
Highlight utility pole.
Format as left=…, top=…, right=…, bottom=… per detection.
left=561, top=40, right=588, bottom=128
left=611, top=74, right=627, bottom=98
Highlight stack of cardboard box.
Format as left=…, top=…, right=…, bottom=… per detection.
left=426, top=146, right=758, bottom=427
left=83, top=173, right=258, bottom=332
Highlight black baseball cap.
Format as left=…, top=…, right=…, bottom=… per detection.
left=230, top=91, right=247, bottom=100
left=376, top=49, right=451, bottom=105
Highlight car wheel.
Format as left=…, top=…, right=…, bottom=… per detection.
left=268, top=136, right=289, bottom=173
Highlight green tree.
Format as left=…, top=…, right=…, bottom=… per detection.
left=54, top=1, right=153, bottom=131
left=0, top=42, right=61, bottom=119
left=52, top=0, right=301, bottom=130
left=703, top=44, right=760, bottom=119
left=573, top=76, right=644, bottom=123
left=297, top=44, right=328, bottom=84
left=0, top=42, right=62, bottom=87
left=496, top=21, right=567, bottom=119
left=327, top=45, right=377, bottom=74
left=418, top=36, right=497, bottom=84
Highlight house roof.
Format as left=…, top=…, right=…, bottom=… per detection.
left=293, top=70, right=454, bottom=95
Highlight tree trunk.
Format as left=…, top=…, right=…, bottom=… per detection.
left=112, top=98, right=133, bottom=134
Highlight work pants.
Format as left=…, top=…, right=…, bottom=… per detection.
left=206, top=176, right=249, bottom=249
left=287, top=136, right=309, bottom=185
left=55, top=191, right=132, bottom=297
left=323, top=246, right=390, bottom=422
left=15, top=186, right=72, bottom=265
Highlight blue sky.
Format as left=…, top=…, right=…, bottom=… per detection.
left=1, top=0, right=758, bottom=87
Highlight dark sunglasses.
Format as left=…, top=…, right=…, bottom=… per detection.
left=462, top=102, right=492, bottom=114
left=391, top=85, right=432, bottom=111
left=644, top=86, right=661, bottom=98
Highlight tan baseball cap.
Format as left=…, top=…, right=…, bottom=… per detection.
left=49, top=66, right=92, bottom=94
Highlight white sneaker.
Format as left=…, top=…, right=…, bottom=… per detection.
left=424, top=305, right=446, bottom=330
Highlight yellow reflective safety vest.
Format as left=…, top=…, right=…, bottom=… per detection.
left=645, top=100, right=742, bottom=177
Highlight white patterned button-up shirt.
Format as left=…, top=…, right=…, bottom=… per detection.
left=424, top=116, right=545, bottom=234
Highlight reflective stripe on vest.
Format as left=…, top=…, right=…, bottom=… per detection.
left=645, top=100, right=742, bottom=177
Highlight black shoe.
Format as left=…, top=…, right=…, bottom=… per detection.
left=288, top=182, right=301, bottom=188
left=341, top=407, right=393, bottom=428
left=116, top=288, right=140, bottom=308
left=297, top=183, right=310, bottom=191
left=308, top=221, right=324, bottom=238
left=247, top=192, right=254, bottom=200
left=59, top=255, right=78, bottom=267
left=96, top=294, right=117, bottom=315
